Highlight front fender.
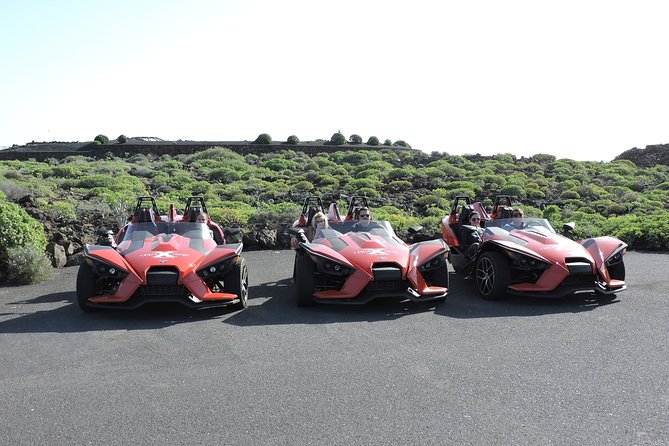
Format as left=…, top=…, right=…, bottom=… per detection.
left=410, top=239, right=449, bottom=268
left=581, top=237, right=627, bottom=282
left=84, top=244, right=134, bottom=271
left=301, top=243, right=356, bottom=269
left=482, top=239, right=552, bottom=264
left=198, top=243, right=243, bottom=269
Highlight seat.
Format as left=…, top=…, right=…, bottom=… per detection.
left=136, top=207, right=156, bottom=223
left=456, top=205, right=475, bottom=246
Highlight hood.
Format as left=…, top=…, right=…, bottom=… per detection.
left=338, top=232, right=410, bottom=271
left=117, top=234, right=216, bottom=277
left=510, top=229, right=593, bottom=262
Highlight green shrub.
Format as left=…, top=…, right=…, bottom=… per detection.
left=255, top=133, right=272, bottom=144
left=383, top=139, right=392, bottom=146
left=330, top=132, right=346, bottom=145
left=349, top=134, right=363, bottom=144
left=366, top=136, right=380, bottom=146
left=287, top=135, right=300, bottom=144
left=42, top=201, right=77, bottom=221
left=94, top=134, right=109, bottom=144
left=5, top=245, right=53, bottom=284
left=393, top=140, right=411, bottom=148
left=117, top=134, right=128, bottom=144
left=560, top=190, right=581, bottom=200
left=0, top=199, right=48, bottom=277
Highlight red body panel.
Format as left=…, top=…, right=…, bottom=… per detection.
left=298, top=221, right=449, bottom=303
left=441, top=198, right=627, bottom=297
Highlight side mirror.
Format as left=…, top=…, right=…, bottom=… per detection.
left=96, top=227, right=117, bottom=248
left=96, top=227, right=112, bottom=237
left=408, top=226, right=423, bottom=234
left=288, top=227, right=308, bottom=243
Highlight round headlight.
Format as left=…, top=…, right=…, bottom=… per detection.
left=209, top=266, right=217, bottom=273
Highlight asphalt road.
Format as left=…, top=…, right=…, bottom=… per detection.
left=0, top=250, right=667, bottom=446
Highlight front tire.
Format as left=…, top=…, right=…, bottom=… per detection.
left=76, top=263, right=98, bottom=312
left=227, top=257, right=249, bottom=311
left=295, top=254, right=315, bottom=307
left=475, top=252, right=510, bottom=300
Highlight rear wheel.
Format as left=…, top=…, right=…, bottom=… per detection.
left=227, top=257, right=249, bottom=311
left=295, top=254, right=315, bottom=307
left=76, top=263, right=98, bottom=312
left=475, top=252, right=509, bottom=300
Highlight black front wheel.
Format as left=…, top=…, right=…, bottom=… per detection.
left=295, top=254, right=315, bottom=307
left=75, top=263, right=98, bottom=312
left=475, top=252, right=510, bottom=300
left=227, top=257, right=249, bottom=311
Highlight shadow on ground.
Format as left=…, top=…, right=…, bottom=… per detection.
left=0, top=273, right=619, bottom=333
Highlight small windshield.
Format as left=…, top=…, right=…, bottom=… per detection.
left=122, top=222, right=214, bottom=241
left=314, top=220, right=397, bottom=239
left=485, top=218, right=556, bottom=234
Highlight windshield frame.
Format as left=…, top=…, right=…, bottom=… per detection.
left=122, top=222, right=214, bottom=241
left=484, top=217, right=556, bottom=234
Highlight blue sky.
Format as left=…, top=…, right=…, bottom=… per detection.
left=2, top=0, right=669, bottom=161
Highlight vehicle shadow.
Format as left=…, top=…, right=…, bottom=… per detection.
left=435, top=274, right=621, bottom=319
left=0, top=291, right=243, bottom=334
left=0, top=273, right=621, bottom=334
left=224, top=278, right=442, bottom=327
left=225, top=272, right=621, bottom=327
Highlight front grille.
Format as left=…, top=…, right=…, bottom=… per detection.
left=147, top=266, right=180, bottom=285
left=562, top=275, right=595, bottom=287
left=368, top=280, right=407, bottom=291
left=140, top=284, right=186, bottom=296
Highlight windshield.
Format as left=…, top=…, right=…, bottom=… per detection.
left=485, top=218, right=556, bottom=234
left=314, top=220, right=398, bottom=239
left=122, top=222, right=214, bottom=241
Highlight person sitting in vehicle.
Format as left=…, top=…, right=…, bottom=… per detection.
left=459, top=211, right=484, bottom=259
left=291, top=211, right=330, bottom=248
left=351, top=207, right=382, bottom=231
left=503, top=208, right=524, bottom=230
left=188, top=211, right=214, bottom=238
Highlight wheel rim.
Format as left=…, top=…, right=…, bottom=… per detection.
left=476, top=256, right=495, bottom=295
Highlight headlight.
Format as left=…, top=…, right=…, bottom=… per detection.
left=310, top=254, right=354, bottom=277
left=85, top=257, right=128, bottom=279
left=605, top=246, right=626, bottom=266
left=419, top=252, right=448, bottom=272
left=506, top=251, right=550, bottom=270
left=197, top=257, right=236, bottom=279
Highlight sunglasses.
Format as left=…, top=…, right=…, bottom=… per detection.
left=360, top=214, right=370, bottom=218
left=513, top=214, right=522, bottom=217
left=470, top=217, right=480, bottom=221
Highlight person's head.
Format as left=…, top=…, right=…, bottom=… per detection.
left=312, top=211, right=329, bottom=230
left=512, top=208, right=524, bottom=219
left=357, top=207, right=372, bottom=226
left=469, top=211, right=481, bottom=226
left=195, top=212, right=208, bottom=224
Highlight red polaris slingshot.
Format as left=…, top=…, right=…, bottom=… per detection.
left=290, top=219, right=449, bottom=306
left=76, top=196, right=248, bottom=311
left=441, top=195, right=627, bottom=300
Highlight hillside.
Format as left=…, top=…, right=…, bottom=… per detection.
left=0, top=144, right=668, bottom=272
left=614, top=143, right=669, bottom=167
